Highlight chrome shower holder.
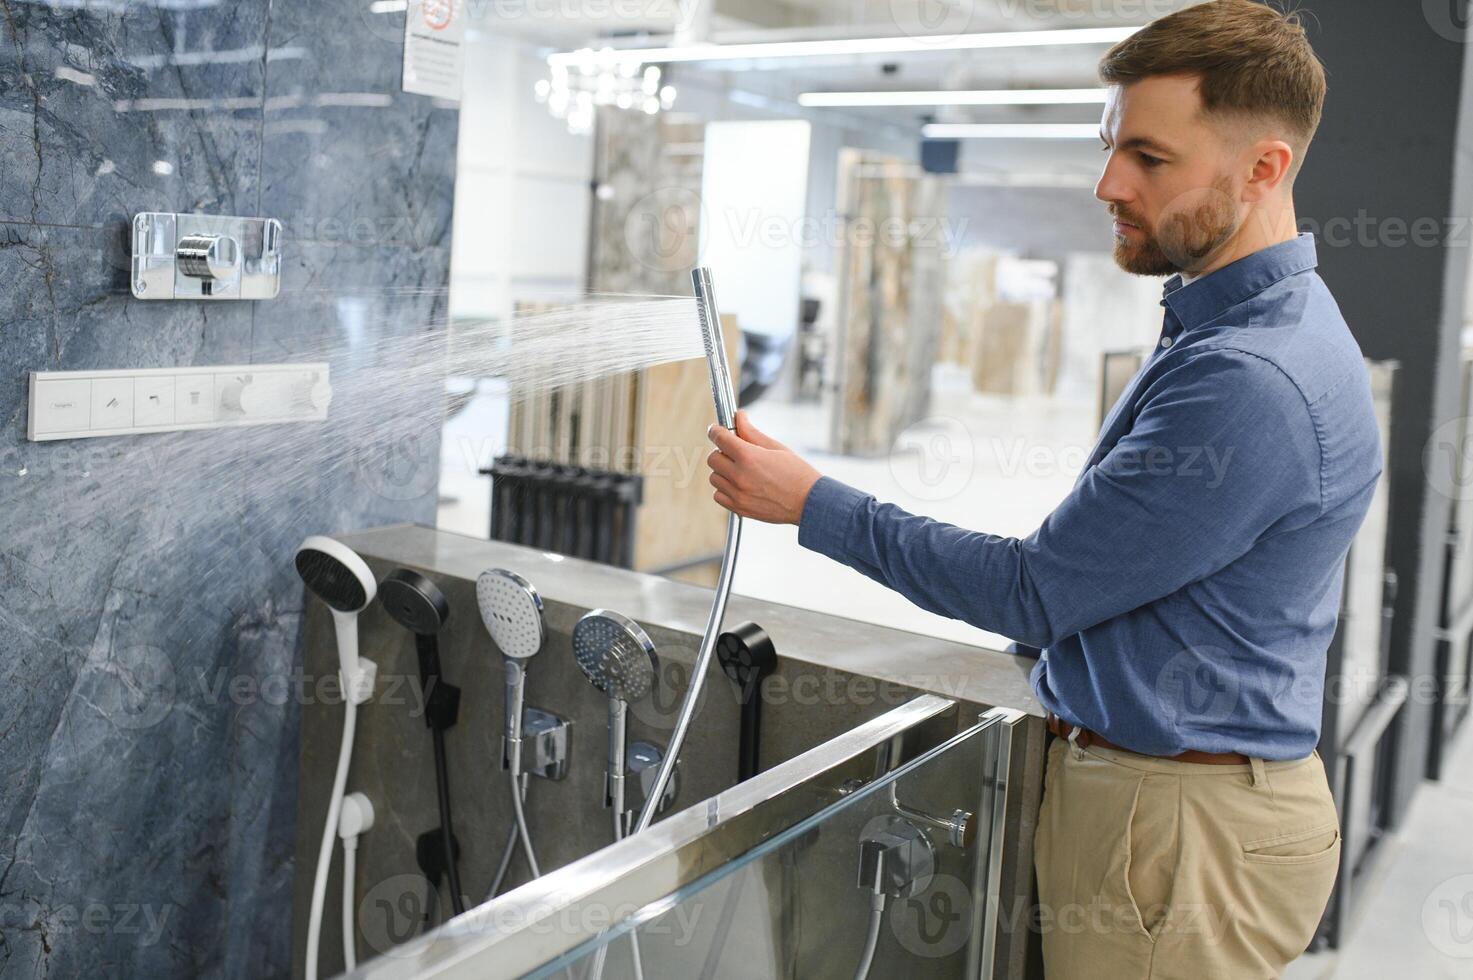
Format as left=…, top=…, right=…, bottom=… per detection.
left=510, top=707, right=571, bottom=781
left=627, top=740, right=679, bottom=817
left=132, top=212, right=282, bottom=300
left=858, top=815, right=936, bottom=900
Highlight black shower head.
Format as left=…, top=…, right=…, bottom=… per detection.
left=295, top=536, right=376, bottom=613
left=380, top=568, right=451, bottom=636
left=718, top=621, right=777, bottom=784
left=717, top=621, right=777, bottom=694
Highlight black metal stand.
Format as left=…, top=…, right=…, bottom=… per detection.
left=484, top=455, right=644, bottom=568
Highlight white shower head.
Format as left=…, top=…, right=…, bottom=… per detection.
left=295, top=535, right=376, bottom=614
left=478, top=567, right=548, bottom=781
left=476, top=568, right=545, bottom=660
left=295, top=535, right=378, bottom=699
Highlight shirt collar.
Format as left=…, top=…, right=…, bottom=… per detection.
left=1161, top=233, right=1318, bottom=330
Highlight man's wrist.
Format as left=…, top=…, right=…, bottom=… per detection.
left=790, top=472, right=823, bottom=524
left=797, top=476, right=869, bottom=556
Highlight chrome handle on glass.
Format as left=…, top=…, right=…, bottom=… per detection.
left=888, top=783, right=974, bottom=849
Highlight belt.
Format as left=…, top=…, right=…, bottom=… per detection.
left=1046, top=712, right=1251, bottom=766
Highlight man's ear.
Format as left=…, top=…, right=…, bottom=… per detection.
left=1243, top=139, right=1295, bottom=201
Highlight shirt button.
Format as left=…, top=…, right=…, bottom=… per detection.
left=1161, top=336, right=1174, bottom=349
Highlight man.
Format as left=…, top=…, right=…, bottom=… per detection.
left=706, top=1, right=1381, bottom=976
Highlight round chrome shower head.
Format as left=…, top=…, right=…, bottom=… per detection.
left=573, top=609, right=658, bottom=701
left=295, top=536, right=376, bottom=613
left=476, top=568, right=545, bottom=660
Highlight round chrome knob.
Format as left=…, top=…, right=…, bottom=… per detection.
left=221, top=375, right=264, bottom=415
left=293, top=373, right=333, bottom=413
left=176, top=234, right=240, bottom=281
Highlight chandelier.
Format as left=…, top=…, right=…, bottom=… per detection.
left=536, top=49, right=678, bottom=135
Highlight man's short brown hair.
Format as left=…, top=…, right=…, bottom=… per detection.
left=1100, top=1, right=1326, bottom=166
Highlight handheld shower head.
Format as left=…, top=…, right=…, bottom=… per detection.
left=380, top=569, right=458, bottom=729
left=380, top=568, right=466, bottom=916
left=295, top=536, right=378, bottom=980
left=573, top=609, right=658, bottom=823
left=629, top=267, right=744, bottom=839
left=717, top=622, right=778, bottom=783
left=692, top=266, right=736, bottom=430
left=295, top=536, right=377, bottom=696
left=477, top=568, right=546, bottom=777
left=380, top=568, right=450, bottom=636
left=573, top=609, right=658, bottom=703
left=296, top=535, right=376, bottom=613
left=476, top=569, right=545, bottom=660
left=476, top=570, right=552, bottom=889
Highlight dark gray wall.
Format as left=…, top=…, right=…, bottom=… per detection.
left=0, top=1, right=458, bottom=976
left=1294, top=3, right=1473, bottom=819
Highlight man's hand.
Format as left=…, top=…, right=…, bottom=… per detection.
left=706, top=411, right=823, bottom=525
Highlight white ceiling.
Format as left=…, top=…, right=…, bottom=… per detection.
left=472, top=0, right=1201, bottom=138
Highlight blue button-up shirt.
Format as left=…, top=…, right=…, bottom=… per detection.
left=799, top=235, right=1382, bottom=759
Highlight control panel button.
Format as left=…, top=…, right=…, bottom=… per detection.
left=134, top=376, right=176, bottom=427
left=31, top=379, right=92, bottom=435
left=91, top=378, right=135, bottom=430
left=175, top=375, right=214, bottom=424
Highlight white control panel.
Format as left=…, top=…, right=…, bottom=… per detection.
left=28, top=363, right=332, bottom=441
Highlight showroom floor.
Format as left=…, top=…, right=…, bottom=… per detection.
left=1287, top=718, right=1473, bottom=977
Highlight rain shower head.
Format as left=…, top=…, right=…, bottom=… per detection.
left=379, top=568, right=450, bottom=636
left=573, top=609, right=658, bottom=702
left=692, top=267, right=736, bottom=430
left=295, top=536, right=376, bottom=614
left=476, top=568, right=545, bottom=660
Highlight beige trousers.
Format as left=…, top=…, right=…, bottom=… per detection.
left=1033, top=738, right=1341, bottom=979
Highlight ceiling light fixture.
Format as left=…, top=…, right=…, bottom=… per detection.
left=800, top=88, right=1107, bottom=107
left=537, top=57, right=677, bottom=135
left=921, top=123, right=1102, bottom=139
left=547, top=26, right=1138, bottom=70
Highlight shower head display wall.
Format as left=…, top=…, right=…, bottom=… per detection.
left=28, top=363, right=331, bottom=441
left=132, top=212, right=282, bottom=300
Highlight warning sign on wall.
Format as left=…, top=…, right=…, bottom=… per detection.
left=402, top=0, right=465, bottom=102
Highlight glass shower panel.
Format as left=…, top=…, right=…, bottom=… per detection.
left=528, top=709, right=1018, bottom=980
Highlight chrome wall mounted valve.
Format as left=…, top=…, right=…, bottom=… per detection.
left=132, top=213, right=282, bottom=300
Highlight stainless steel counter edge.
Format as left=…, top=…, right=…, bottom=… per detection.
left=339, top=524, right=1043, bottom=717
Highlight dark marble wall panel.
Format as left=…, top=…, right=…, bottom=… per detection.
left=0, top=1, right=459, bottom=977
left=0, top=0, right=267, bottom=228
left=259, top=0, right=457, bottom=252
